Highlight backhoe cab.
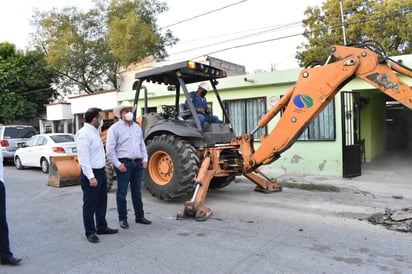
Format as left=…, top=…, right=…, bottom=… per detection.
left=132, top=61, right=240, bottom=209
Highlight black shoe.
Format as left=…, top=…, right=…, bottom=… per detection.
left=135, top=217, right=152, bottom=225
left=119, top=220, right=129, bottom=229
left=1, top=257, right=22, bottom=266
left=86, top=234, right=99, bottom=243
left=96, top=227, right=119, bottom=235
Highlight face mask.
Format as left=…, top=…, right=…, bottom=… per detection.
left=125, top=112, right=134, bottom=121
left=200, top=91, right=207, bottom=97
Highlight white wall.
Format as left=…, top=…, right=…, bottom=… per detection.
left=69, top=90, right=117, bottom=114
left=46, top=103, right=72, bottom=120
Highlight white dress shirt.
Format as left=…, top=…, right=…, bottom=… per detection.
left=75, top=123, right=106, bottom=179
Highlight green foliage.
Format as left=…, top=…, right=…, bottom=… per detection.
left=0, top=42, right=17, bottom=60
left=106, top=0, right=171, bottom=66
left=0, top=43, right=57, bottom=124
left=297, top=0, right=412, bottom=66
left=30, top=0, right=177, bottom=95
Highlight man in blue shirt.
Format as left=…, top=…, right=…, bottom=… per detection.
left=184, top=82, right=221, bottom=129
left=106, top=101, right=151, bottom=229
left=0, top=148, right=22, bottom=265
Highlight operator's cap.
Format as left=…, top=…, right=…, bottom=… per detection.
left=199, top=82, right=209, bottom=92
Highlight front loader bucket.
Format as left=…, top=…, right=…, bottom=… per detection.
left=48, top=156, right=81, bottom=187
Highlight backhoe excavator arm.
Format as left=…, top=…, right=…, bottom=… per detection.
left=181, top=43, right=412, bottom=221
left=239, top=44, right=412, bottom=170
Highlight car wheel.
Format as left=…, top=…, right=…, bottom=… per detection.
left=41, top=158, right=49, bottom=173
left=14, top=156, right=24, bottom=170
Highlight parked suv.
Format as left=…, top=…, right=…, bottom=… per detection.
left=0, top=125, right=37, bottom=162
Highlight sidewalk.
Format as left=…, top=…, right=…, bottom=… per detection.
left=272, top=155, right=412, bottom=200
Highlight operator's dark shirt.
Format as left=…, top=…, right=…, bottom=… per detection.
left=184, top=91, right=209, bottom=113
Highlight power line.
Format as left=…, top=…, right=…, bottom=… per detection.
left=158, top=0, right=248, bottom=30
left=169, top=21, right=302, bottom=56
left=170, top=8, right=412, bottom=62
left=176, top=23, right=296, bottom=45
left=194, top=32, right=303, bottom=60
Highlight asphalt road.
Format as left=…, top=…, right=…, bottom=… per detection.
left=1, top=164, right=412, bottom=274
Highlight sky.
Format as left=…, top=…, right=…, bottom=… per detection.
left=0, top=0, right=324, bottom=73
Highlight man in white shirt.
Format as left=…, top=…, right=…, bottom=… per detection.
left=0, top=148, right=22, bottom=265
left=76, top=108, right=118, bottom=243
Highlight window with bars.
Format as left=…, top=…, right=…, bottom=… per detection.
left=298, top=99, right=336, bottom=141
left=224, top=97, right=267, bottom=140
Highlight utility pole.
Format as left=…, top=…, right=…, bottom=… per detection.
left=340, top=0, right=347, bottom=45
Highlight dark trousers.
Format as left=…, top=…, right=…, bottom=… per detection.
left=197, top=113, right=221, bottom=128
left=0, top=180, right=13, bottom=259
left=80, top=169, right=108, bottom=236
left=114, top=159, right=144, bottom=221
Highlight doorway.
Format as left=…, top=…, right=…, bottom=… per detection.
left=362, top=99, right=412, bottom=176
left=341, top=91, right=361, bottom=178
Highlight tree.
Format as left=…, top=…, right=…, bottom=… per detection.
left=30, top=0, right=177, bottom=95
left=106, top=0, right=175, bottom=66
left=296, top=0, right=412, bottom=67
left=0, top=42, right=57, bottom=125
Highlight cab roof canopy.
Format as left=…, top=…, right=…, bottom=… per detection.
left=134, top=61, right=227, bottom=86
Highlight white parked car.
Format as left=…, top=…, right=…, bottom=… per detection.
left=14, top=133, right=77, bottom=173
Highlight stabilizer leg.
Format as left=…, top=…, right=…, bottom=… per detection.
left=243, top=169, right=282, bottom=193
left=177, top=153, right=215, bottom=221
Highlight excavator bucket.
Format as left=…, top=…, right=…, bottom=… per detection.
left=48, top=155, right=81, bottom=187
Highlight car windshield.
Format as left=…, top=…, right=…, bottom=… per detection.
left=50, top=134, right=75, bottom=143
left=3, top=127, right=37, bottom=139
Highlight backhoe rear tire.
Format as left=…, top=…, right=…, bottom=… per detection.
left=145, top=134, right=199, bottom=200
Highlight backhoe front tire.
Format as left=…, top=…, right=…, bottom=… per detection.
left=209, top=175, right=235, bottom=189
left=145, top=134, right=199, bottom=200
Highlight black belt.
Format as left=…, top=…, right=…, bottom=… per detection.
left=119, top=158, right=142, bottom=163
left=92, top=167, right=105, bottom=172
